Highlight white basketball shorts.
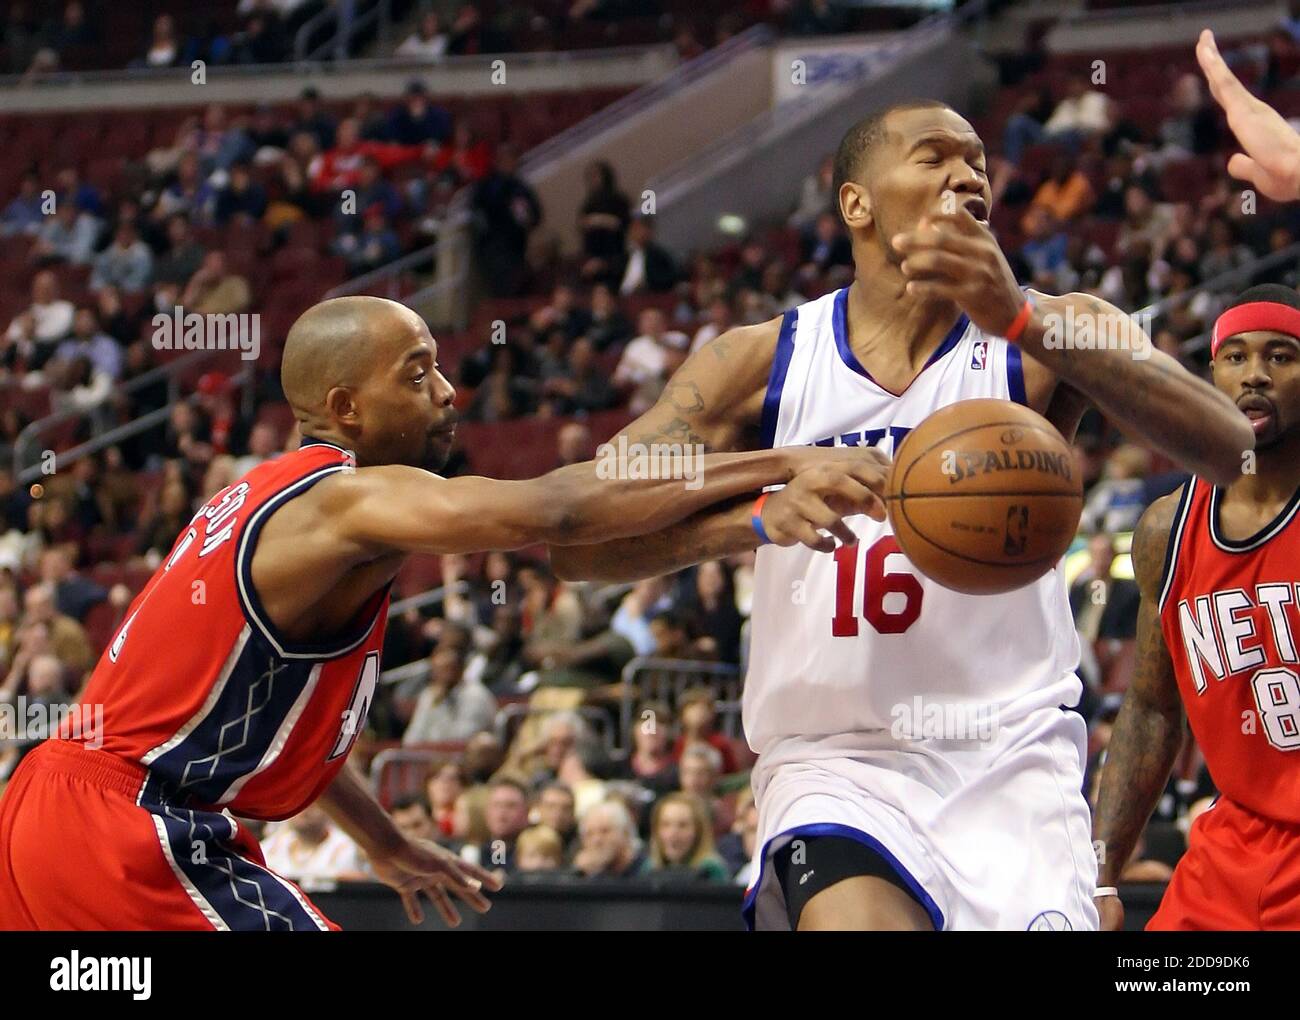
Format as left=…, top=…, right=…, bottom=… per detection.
left=742, top=704, right=1099, bottom=931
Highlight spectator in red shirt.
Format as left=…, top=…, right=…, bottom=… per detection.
left=310, top=117, right=429, bottom=193
left=432, top=122, right=493, bottom=186
left=673, top=685, right=738, bottom=775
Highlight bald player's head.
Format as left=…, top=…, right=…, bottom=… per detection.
left=281, top=296, right=458, bottom=471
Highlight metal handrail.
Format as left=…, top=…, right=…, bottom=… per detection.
left=618, top=656, right=741, bottom=752
left=300, top=0, right=395, bottom=63
left=518, top=24, right=773, bottom=175
left=12, top=346, right=253, bottom=481
left=1135, top=241, right=1300, bottom=328
left=646, top=10, right=961, bottom=205
left=387, top=580, right=468, bottom=619
left=0, top=41, right=672, bottom=92
left=14, top=362, right=253, bottom=485
left=1161, top=244, right=1300, bottom=355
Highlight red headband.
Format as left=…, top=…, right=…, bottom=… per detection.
left=1212, top=301, right=1300, bottom=357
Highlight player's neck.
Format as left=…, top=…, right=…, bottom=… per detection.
left=1224, top=430, right=1300, bottom=504
left=847, top=267, right=963, bottom=368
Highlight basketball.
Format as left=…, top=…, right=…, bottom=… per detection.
left=886, top=399, right=1082, bottom=596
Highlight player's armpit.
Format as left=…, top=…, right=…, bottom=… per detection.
left=549, top=319, right=779, bottom=580
left=1092, top=490, right=1187, bottom=889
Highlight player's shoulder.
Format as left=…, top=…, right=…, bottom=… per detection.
left=671, top=316, right=785, bottom=419
left=1130, top=484, right=1190, bottom=599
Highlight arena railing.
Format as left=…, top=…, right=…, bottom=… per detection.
left=645, top=3, right=987, bottom=254
left=324, top=202, right=473, bottom=331
left=517, top=24, right=773, bottom=177
left=11, top=346, right=255, bottom=486
left=618, top=657, right=742, bottom=753
left=1134, top=241, right=1300, bottom=358
left=295, top=0, right=397, bottom=63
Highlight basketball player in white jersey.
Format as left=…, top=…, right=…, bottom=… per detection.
left=551, top=100, right=1253, bottom=930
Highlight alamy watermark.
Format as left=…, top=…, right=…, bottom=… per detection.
left=151, top=307, right=260, bottom=361
left=1041, top=306, right=1153, bottom=361
left=594, top=436, right=705, bottom=491
left=0, top=697, right=103, bottom=748
left=889, top=696, right=999, bottom=743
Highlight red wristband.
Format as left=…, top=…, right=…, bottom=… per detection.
left=1004, top=296, right=1034, bottom=343
left=751, top=492, right=773, bottom=546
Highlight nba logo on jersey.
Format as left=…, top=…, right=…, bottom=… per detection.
left=971, top=340, right=988, bottom=370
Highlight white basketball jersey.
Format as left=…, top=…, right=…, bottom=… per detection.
left=743, top=287, right=1082, bottom=756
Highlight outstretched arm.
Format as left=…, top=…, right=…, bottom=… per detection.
left=1091, top=490, right=1188, bottom=930
left=320, top=436, right=884, bottom=559
left=551, top=319, right=886, bottom=583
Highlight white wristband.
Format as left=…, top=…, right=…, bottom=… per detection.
left=1094, top=886, right=1119, bottom=899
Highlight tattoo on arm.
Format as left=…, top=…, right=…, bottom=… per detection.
left=1092, top=492, right=1187, bottom=882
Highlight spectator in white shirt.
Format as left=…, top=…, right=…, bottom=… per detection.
left=403, top=644, right=498, bottom=745
left=1044, top=76, right=1113, bottom=142
left=691, top=295, right=734, bottom=353
left=5, top=270, right=75, bottom=370
left=613, top=307, right=689, bottom=414
left=396, top=11, right=448, bottom=60
left=91, top=221, right=153, bottom=294
left=231, top=421, right=282, bottom=477
left=261, top=805, right=365, bottom=884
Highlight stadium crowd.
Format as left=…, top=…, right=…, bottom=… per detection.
left=5, top=14, right=1300, bottom=892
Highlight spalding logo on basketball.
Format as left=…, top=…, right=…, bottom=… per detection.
left=885, top=399, right=1083, bottom=596
left=1028, top=910, right=1073, bottom=931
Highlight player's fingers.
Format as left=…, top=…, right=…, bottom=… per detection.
left=798, top=495, right=855, bottom=544
left=1225, top=153, right=1293, bottom=201
left=826, top=478, right=889, bottom=522
left=400, top=886, right=424, bottom=925
left=790, top=518, right=835, bottom=554
left=445, top=855, right=503, bottom=893
left=448, top=877, right=494, bottom=914
left=900, top=250, right=967, bottom=282
left=1196, top=29, right=1249, bottom=112
left=846, top=461, right=891, bottom=495
left=904, top=279, right=962, bottom=303
left=892, top=225, right=981, bottom=256
left=427, top=885, right=461, bottom=928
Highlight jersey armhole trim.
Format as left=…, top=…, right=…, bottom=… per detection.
left=1157, top=481, right=1195, bottom=613
left=1006, top=343, right=1027, bottom=406
left=235, top=464, right=388, bottom=660
left=759, top=308, right=799, bottom=449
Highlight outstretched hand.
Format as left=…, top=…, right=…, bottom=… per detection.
left=1197, top=28, right=1300, bottom=202
left=370, top=837, right=504, bottom=927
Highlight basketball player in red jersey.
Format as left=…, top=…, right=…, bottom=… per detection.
left=1094, top=284, right=1300, bottom=930
left=0, top=296, right=889, bottom=931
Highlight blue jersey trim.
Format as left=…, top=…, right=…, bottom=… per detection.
left=1006, top=343, right=1027, bottom=406
left=759, top=308, right=799, bottom=449
left=831, top=287, right=968, bottom=396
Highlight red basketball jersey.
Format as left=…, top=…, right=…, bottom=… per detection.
left=1159, top=478, right=1300, bottom=823
left=64, top=437, right=389, bottom=820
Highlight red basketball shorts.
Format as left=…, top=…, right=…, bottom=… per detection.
left=1148, top=796, right=1300, bottom=931
left=0, top=740, right=338, bottom=930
